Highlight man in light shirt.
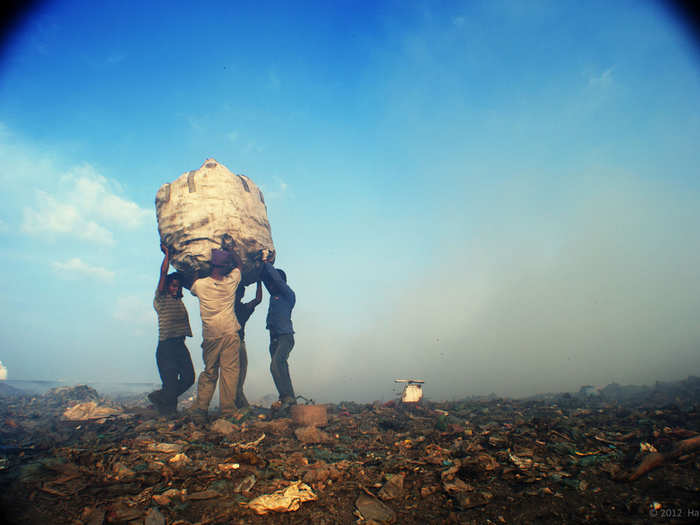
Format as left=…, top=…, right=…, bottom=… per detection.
left=189, top=243, right=243, bottom=423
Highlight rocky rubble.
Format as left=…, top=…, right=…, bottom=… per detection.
left=0, top=379, right=699, bottom=524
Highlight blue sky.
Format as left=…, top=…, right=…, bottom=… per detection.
left=0, top=0, right=699, bottom=401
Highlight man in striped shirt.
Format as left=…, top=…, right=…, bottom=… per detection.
left=150, top=243, right=195, bottom=416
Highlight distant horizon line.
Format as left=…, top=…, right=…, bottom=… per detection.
left=3, top=379, right=159, bottom=386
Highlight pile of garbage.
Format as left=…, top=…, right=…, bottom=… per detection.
left=0, top=379, right=698, bottom=524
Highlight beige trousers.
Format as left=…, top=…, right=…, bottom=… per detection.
left=194, top=333, right=240, bottom=414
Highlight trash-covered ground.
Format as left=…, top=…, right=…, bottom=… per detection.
left=1, top=378, right=699, bottom=524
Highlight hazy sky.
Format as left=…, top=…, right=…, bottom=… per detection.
left=0, top=1, right=698, bottom=402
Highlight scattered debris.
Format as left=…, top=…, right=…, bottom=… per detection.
left=169, top=453, right=191, bottom=467
left=629, top=435, right=700, bottom=480
left=639, top=442, right=658, bottom=453
left=294, top=425, right=333, bottom=444
left=246, top=481, right=317, bottom=515
left=291, top=404, right=328, bottom=427
left=235, top=474, right=256, bottom=493
left=508, top=449, right=534, bottom=470
left=144, top=507, right=166, bottom=525
left=0, top=377, right=698, bottom=523
left=48, top=385, right=100, bottom=404
left=146, top=442, right=183, bottom=454
left=236, top=433, right=266, bottom=449
left=355, top=492, right=397, bottom=523
left=378, top=472, right=405, bottom=500
left=210, top=418, right=237, bottom=435
left=62, top=401, right=122, bottom=421
left=218, top=462, right=240, bottom=472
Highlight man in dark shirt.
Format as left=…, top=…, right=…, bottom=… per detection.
left=261, top=255, right=297, bottom=409
left=234, top=281, right=262, bottom=409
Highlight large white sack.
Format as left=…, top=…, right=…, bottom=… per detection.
left=155, top=159, right=275, bottom=285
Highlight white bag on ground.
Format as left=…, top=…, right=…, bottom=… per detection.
left=155, top=159, right=275, bottom=285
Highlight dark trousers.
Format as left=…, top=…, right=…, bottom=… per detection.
left=156, top=337, right=195, bottom=411
left=269, top=334, right=295, bottom=401
left=236, top=340, right=249, bottom=408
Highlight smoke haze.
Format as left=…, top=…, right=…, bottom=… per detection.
left=0, top=1, right=698, bottom=404
left=288, top=172, right=700, bottom=402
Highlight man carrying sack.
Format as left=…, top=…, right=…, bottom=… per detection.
left=188, top=241, right=243, bottom=424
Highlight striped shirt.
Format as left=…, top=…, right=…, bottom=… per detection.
left=154, top=293, right=193, bottom=341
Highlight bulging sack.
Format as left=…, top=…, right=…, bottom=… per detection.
left=155, top=159, right=275, bottom=285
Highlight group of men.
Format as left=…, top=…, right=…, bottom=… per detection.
left=150, top=239, right=296, bottom=423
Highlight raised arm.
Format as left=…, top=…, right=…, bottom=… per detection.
left=262, top=261, right=293, bottom=297
left=253, top=280, right=263, bottom=306
left=221, top=234, right=244, bottom=271
left=157, top=242, right=169, bottom=295
left=229, top=248, right=243, bottom=272
left=180, top=272, right=194, bottom=291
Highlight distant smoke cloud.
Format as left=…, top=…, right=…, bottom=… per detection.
left=295, top=172, right=700, bottom=402
left=0, top=361, right=7, bottom=380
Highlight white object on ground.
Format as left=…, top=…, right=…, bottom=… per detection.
left=62, top=402, right=122, bottom=421
left=246, top=481, right=317, bottom=515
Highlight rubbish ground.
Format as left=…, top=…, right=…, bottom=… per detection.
left=1, top=378, right=699, bottom=524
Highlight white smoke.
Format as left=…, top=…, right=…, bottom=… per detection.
left=0, top=361, right=7, bottom=380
